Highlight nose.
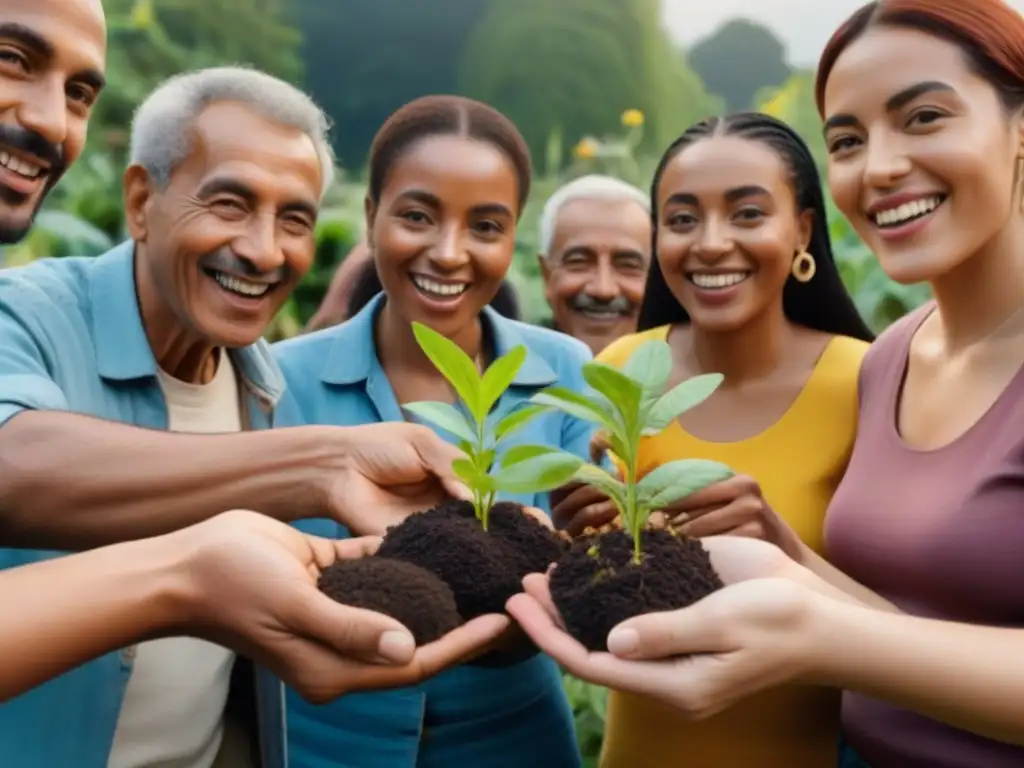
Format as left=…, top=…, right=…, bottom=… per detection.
left=234, top=214, right=285, bottom=272
left=429, top=225, right=471, bottom=271
left=586, top=258, right=619, bottom=300
left=862, top=131, right=912, bottom=189
left=693, top=217, right=732, bottom=261
left=16, top=77, right=68, bottom=147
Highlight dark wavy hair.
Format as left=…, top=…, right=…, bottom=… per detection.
left=637, top=111, right=874, bottom=342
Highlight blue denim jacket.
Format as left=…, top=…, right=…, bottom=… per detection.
left=0, top=241, right=287, bottom=768
left=272, top=293, right=594, bottom=767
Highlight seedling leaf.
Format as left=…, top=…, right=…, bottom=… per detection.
left=622, top=339, right=673, bottom=395
left=452, top=457, right=480, bottom=486
left=494, top=403, right=547, bottom=439
left=492, top=451, right=583, bottom=493
left=500, top=443, right=560, bottom=467
left=532, top=387, right=619, bottom=434
left=480, top=346, right=527, bottom=417
left=403, top=401, right=476, bottom=444
left=644, top=373, right=724, bottom=434
left=582, top=362, right=643, bottom=431
left=636, top=459, right=734, bottom=508
left=412, top=322, right=482, bottom=417
left=571, top=463, right=628, bottom=510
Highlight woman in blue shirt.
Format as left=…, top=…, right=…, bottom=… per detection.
left=272, top=94, right=592, bottom=768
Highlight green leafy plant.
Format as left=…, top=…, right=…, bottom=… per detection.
left=526, top=339, right=735, bottom=563
left=403, top=322, right=583, bottom=530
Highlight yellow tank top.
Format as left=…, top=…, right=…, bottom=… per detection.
left=595, top=325, right=868, bottom=768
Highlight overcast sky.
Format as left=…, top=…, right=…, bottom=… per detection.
left=662, top=0, right=1024, bottom=67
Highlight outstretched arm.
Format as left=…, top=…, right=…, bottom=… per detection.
left=1, top=511, right=508, bottom=703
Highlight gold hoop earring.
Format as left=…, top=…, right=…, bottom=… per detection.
left=792, top=251, right=816, bottom=283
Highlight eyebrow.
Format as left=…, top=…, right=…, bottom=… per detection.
left=0, top=23, right=106, bottom=92
left=397, top=188, right=513, bottom=218
left=823, top=80, right=955, bottom=134
left=197, top=177, right=318, bottom=219
left=664, top=185, right=769, bottom=207
left=560, top=245, right=646, bottom=260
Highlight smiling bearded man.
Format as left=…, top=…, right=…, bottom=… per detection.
left=537, top=175, right=651, bottom=354
left=0, top=0, right=106, bottom=244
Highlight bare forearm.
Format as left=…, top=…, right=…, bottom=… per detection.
left=797, top=544, right=901, bottom=612
left=0, top=411, right=330, bottom=549
left=811, top=598, right=1024, bottom=746
left=0, top=536, right=187, bottom=701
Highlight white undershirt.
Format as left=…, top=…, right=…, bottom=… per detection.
left=108, top=353, right=246, bottom=768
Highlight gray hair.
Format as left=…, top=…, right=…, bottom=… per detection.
left=538, top=174, right=650, bottom=257
left=129, top=66, right=335, bottom=198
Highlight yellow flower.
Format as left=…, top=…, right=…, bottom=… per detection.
left=621, top=109, right=645, bottom=128
left=573, top=137, right=599, bottom=159
left=131, top=0, right=155, bottom=28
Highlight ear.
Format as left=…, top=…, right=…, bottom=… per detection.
left=538, top=253, right=551, bottom=281
left=364, top=195, right=376, bottom=250
left=123, top=165, right=155, bottom=243
left=796, top=208, right=814, bottom=254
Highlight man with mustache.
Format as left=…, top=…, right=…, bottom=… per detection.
left=538, top=174, right=651, bottom=354
left=0, top=61, right=502, bottom=768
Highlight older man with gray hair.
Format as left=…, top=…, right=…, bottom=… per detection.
left=538, top=174, right=652, bottom=354
left=0, top=67, right=494, bottom=768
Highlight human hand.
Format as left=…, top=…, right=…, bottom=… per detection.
left=550, top=483, right=618, bottom=536
left=172, top=510, right=509, bottom=703
left=658, top=475, right=805, bottom=560
left=327, top=423, right=471, bottom=536
left=507, top=568, right=823, bottom=719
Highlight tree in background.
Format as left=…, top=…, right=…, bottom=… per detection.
left=458, top=0, right=720, bottom=165
left=689, top=19, right=791, bottom=112
left=296, top=0, right=492, bottom=170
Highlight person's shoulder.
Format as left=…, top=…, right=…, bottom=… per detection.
left=821, top=333, right=871, bottom=373
left=0, top=254, right=103, bottom=339
left=596, top=326, right=671, bottom=367
left=858, top=302, right=934, bottom=379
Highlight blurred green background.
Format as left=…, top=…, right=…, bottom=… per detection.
left=14, top=1, right=931, bottom=761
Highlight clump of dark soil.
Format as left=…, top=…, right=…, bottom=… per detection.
left=549, top=528, right=724, bottom=652
left=375, top=499, right=569, bottom=666
left=318, top=556, right=462, bottom=645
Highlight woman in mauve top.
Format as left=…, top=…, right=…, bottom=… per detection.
left=512, top=1, right=1024, bottom=766
left=552, top=112, right=873, bottom=768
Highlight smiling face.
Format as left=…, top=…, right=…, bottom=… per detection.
left=0, top=0, right=106, bottom=243
left=823, top=26, right=1020, bottom=285
left=125, top=101, right=322, bottom=350
left=655, top=134, right=811, bottom=333
left=540, top=196, right=650, bottom=354
left=367, top=133, right=519, bottom=338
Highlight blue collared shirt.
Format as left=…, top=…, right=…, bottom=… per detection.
left=0, top=241, right=287, bottom=768
left=272, top=293, right=593, bottom=768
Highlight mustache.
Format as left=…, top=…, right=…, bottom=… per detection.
left=0, top=124, right=64, bottom=172
left=200, top=248, right=288, bottom=284
left=568, top=292, right=635, bottom=315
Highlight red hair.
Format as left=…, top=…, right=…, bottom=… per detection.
left=815, top=0, right=1024, bottom=116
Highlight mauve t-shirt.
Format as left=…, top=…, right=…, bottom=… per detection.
left=825, top=303, right=1024, bottom=768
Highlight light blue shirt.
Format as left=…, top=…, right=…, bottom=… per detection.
left=272, top=292, right=593, bottom=767
left=0, top=241, right=287, bottom=768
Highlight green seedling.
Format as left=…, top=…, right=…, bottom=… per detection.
left=523, top=339, right=735, bottom=563
left=403, top=322, right=583, bottom=530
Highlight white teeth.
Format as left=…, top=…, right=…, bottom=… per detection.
left=873, top=196, right=942, bottom=227
left=213, top=272, right=271, bottom=297
left=689, top=272, right=749, bottom=289
left=0, top=151, right=42, bottom=179
left=412, top=275, right=468, bottom=297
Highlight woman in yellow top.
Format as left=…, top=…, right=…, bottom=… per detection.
left=551, top=112, right=874, bottom=767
